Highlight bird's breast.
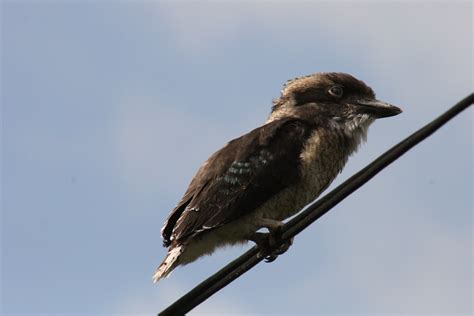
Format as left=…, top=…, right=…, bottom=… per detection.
left=255, top=129, right=351, bottom=222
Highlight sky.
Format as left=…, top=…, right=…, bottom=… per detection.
left=1, top=1, right=473, bottom=315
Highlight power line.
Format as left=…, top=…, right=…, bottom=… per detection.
left=159, top=93, right=473, bottom=316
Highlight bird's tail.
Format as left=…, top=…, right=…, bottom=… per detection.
left=152, top=245, right=184, bottom=283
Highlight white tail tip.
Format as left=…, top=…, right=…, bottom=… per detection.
left=152, top=245, right=183, bottom=283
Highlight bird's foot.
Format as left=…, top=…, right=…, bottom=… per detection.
left=249, top=228, right=293, bottom=262
left=265, top=225, right=293, bottom=262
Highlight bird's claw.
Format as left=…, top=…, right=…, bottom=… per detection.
left=263, top=253, right=278, bottom=262
left=250, top=230, right=293, bottom=262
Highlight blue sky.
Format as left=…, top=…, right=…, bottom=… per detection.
left=1, top=1, right=472, bottom=315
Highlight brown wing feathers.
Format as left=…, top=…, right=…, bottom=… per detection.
left=161, top=118, right=316, bottom=247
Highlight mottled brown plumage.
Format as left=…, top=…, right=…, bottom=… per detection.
left=153, top=72, right=401, bottom=282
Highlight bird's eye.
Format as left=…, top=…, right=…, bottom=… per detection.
left=328, top=85, right=343, bottom=98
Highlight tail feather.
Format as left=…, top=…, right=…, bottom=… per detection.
left=152, top=245, right=183, bottom=283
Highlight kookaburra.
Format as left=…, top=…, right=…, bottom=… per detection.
left=153, top=72, right=401, bottom=283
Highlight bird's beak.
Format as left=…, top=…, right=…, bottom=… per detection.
left=356, top=99, right=403, bottom=118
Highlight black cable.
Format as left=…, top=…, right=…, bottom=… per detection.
left=159, top=93, right=473, bottom=316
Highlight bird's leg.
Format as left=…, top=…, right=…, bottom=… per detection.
left=249, top=218, right=293, bottom=262
left=257, top=218, right=284, bottom=249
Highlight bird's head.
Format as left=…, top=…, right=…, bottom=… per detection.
left=268, top=73, right=402, bottom=129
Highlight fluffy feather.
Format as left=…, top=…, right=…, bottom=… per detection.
left=152, top=245, right=184, bottom=283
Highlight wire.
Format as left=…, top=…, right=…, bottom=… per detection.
left=159, top=93, right=473, bottom=316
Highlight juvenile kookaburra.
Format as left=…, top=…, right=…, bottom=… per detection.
left=153, top=72, right=401, bottom=283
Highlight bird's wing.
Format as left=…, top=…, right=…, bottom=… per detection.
left=161, top=118, right=316, bottom=246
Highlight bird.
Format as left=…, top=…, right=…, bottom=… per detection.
left=153, top=72, right=402, bottom=283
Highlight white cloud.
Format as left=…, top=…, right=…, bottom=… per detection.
left=154, top=3, right=470, bottom=51
left=154, top=2, right=254, bottom=54
left=154, top=2, right=472, bottom=96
